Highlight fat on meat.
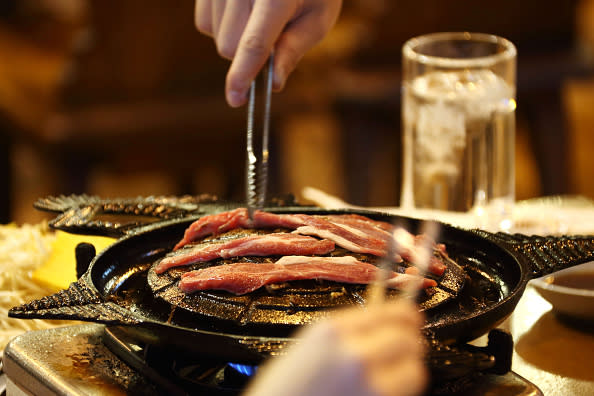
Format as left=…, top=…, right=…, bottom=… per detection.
left=172, top=208, right=446, bottom=276
left=179, top=256, right=437, bottom=295
left=174, top=209, right=392, bottom=256
left=156, top=233, right=335, bottom=274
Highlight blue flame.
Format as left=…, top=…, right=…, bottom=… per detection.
left=228, top=363, right=258, bottom=377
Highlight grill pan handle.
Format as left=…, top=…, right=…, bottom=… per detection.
left=8, top=276, right=143, bottom=325
left=33, top=194, right=224, bottom=238
left=470, top=230, right=594, bottom=278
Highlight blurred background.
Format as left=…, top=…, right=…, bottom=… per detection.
left=1, top=0, right=593, bottom=225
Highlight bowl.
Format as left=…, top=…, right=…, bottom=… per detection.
left=530, top=261, right=594, bottom=322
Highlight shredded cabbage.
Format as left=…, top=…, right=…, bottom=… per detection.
left=0, top=222, right=74, bottom=349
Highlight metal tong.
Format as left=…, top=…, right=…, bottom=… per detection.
left=246, top=54, right=274, bottom=221
left=367, top=220, right=440, bottom=305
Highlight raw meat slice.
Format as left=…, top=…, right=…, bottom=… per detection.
left=156, top=233, right=335, bottom=274
left=179, top=256, right=437, bottom=295
left=172, top=209, right=447, bottom=276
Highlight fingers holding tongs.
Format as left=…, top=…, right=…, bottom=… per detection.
left=246, top=53, right=274, bottom=222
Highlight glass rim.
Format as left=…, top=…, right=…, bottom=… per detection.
left=402, top=32, right=517, bottom=68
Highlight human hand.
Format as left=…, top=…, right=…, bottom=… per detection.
left=333, top=301, right=428, bottom=396
left=243, top=300, right=428, bottom=396
left=194, top=0, right=343, bottom=107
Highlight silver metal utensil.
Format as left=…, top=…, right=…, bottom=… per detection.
left=366, top=222, right=401, bottom=306
left=367, top=220, right=440, bottom=305
left=246, top=53, right=274, bottom=221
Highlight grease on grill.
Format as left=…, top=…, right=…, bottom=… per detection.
left=62, top=332, right=158, bottom=394
left=330, top=287, right=347, bottom=299
left=265, top=283, right=289, bottom=293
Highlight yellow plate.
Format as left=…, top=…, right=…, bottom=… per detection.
left=32, top=231, right=116, bottom=291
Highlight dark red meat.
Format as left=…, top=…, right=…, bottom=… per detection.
left=179, top=255, right=437, bottom=295
left=156, top=233, right=335, bottom=274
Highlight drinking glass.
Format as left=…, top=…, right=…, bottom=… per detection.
left=400, top=32, right=517, bottom=231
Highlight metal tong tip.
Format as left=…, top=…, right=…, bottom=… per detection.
left=246, top=54, right=274, bottom=221
left=367, top=220, right=440, bottom=306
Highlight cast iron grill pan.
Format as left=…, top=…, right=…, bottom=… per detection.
left=9, top=196, right=594, bottom=362
left=146, top=226, right=466, bottom=335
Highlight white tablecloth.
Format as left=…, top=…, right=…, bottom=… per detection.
left=302, top=187, right=594, bottom=236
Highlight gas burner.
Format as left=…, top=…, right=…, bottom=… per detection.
left=103, top=326, right=251, bottom=395
left=3, top=324, right=543, bottom=396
